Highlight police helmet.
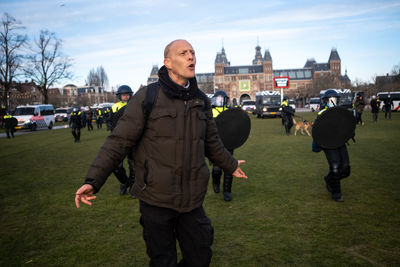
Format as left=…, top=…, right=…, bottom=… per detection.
left=283, top=96, right=289, bottom=101
left=72, top=107, right=79, bottom=112
left=322, top=89, right=340, bottom=107
left=212, top=90, right=229, bottom=107
left=116, top=85, right=133, bottom=101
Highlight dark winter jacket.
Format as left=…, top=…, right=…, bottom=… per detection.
left=84, top=66, right=237, bottom=212
left=370, top=99, right=379, bottom=113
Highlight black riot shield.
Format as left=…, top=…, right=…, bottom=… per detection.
left=312, top=106, right=356, bottom=149
left=215, top=108, right=251, bottom=150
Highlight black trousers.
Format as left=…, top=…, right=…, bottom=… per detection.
left=71, top=126, right=81, bottom=141
left=282, top=115, right=293, bottom=135
left=139, top=201, right=213, bottom=267
left=323, top=145, right=350, bottom=194
left=212, top=149, right=234, bottom=193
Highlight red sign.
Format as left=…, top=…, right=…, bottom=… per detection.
left=274, top=76, right=290, bottom=88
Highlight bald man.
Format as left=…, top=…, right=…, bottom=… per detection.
left=75, top=40, right=247, bottom=266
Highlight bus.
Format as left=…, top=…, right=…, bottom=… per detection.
left=255, top=91, right=281, bottom=118
left=377, top=92, right=400, bottom=111
left=13, top=104, right=55, bottom=131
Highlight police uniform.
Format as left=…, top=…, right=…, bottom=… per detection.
left=70, top=109, right=82, bottom=142
left=96, top=108, right=103, bottom=129
left=211, top=90, right=234, bottom=202
left=312, top=90, right=352, bottom=202
left=111, top=85, right=135, bottom=197
left=280, top=97, right=294, bottom=135
left=4, top=113, right=16, bottom=138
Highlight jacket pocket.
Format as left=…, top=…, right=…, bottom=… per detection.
left=195, top=110, right=207, bottom=140
left=149, top=109, right=177, bottom=137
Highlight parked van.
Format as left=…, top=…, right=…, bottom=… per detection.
left=308, top=97, right=320, bottom=112
left=54, top=107, right=72, bottom=122
left=13, top=104, right=55, bottom=131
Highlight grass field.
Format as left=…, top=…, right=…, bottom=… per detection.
left=1, top=111, right=399, bottom=266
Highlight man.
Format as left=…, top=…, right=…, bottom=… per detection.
left=210, top=90, right=234, bottom=202
left=384, top=94, right=394, bottom=119
left=70, top=107, right=82, bottom=143
left=85, top=107, right=94, bottom=131
left=111, top=85, right=135, bottom=198
left=95, top=108, right=103, bottom=129
left=312, top=90, right=351, bottom=202
left=370, top=95, right=380, bottom=123
left=353, top=93, right=365, bottom=125
left=3, top=111, right=16, bottom=138
left=279, top=96, right=294, bottom=135
left=75, top=39, right=247, bottom=266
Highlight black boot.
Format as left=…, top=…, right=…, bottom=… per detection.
left=223, top=174, right=233, bottom=202
left=212, top=166, right=222, bottom=194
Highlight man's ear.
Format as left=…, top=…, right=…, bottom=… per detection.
left=164, top=58, right=171, bottom=69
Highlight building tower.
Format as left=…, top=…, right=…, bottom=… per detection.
left=263, top=49, right=274, bottom=91
left=214, top=47, right=230, bottom=91
left=328, top=48, right=341, bottom=76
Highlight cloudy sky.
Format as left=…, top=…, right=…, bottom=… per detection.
left=2, top=0, right=400, bottom=92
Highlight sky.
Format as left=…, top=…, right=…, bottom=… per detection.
left=1, top=0, right=400, bottom=92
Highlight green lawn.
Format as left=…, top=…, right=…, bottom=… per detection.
left=1, top=111, right=399, bottom=266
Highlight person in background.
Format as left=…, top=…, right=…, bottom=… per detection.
left=279, top=96, right=294, bottom=135
left=383, top=94, right=394, bottom=119
left=370, top=95, right=380, bottom=123
left=211, top=90, right=234, bottom=202
left=353, top=93, right=365, bottom=126
left=86, top=107, right=94, bottom=131
left=70, top=107, right=82, bottom=143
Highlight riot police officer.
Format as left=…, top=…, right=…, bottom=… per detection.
left=111, top=85, right=135, bottom=197
left=211, top=90, right=234, bottom=201
left=280, top=96, right=294, bottom=135
left=312, top=89, right=351, bottom=202
left=70, top=107, right=82, bottom=142
left=3, top=111, right=17, bottom=138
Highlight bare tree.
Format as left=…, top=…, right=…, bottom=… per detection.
left=24, top=30, right=73, bottom=104
left=391, top=62, right=400, bottom=75
left=0, top=13, right=28, bottom=110
left=86, top=66, right=108, bottom=89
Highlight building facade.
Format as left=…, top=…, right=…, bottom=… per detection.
left=147, top=45, right=351, bottom=105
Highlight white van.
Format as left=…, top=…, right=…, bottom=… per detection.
left=308, top=97, right=320, bottom=112
left=13, top=104, right=55, bottom=131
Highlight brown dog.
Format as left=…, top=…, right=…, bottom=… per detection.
left=293, top=118, right=313, bottom=136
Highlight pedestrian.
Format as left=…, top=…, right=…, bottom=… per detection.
left=95, top=108, right=103, bottom=129
left=75, top=39, right=248, bottom=266
left=111, top=85, right=136, bottom=198
left=353, top=93, right=365, bottom=125
left=383, top=94, right=394, bottom=119
left=70, top=107, right=82, bottom=142
left=279, top=96, right=294, bottom=135
left=86, top=107, right=94, bottom=131
left=210, top=90, right=234, bottom=201
left=312, top=89, right=352, bottom=202
left=3, top=111, right=17, bottom=139
left=370, top=95, right=380, bottom=123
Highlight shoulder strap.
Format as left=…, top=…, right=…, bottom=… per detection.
left=144, top=82, right=160, bottom=120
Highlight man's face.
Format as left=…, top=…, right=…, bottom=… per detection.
left=120, top=93, right=130, bottom=102
left=164, top=40, right=196, bottom=86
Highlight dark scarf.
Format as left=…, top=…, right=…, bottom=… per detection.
left=158, top=65, right=203, bottom=101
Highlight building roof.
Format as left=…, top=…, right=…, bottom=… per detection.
left=264, top=49, right=272, bottom=62
left=314, top=63, right=330, bottom=71
left=224, top=65, right=263, bottom=75
left=252, top=45, right=263, bottom=65
left=328, top=48, right=341, bottom=61
left=304, top=58, right=316, bottom=68
left=215, top=47, right=230, bottom=65
left=274, top=68, right=313, bottom=80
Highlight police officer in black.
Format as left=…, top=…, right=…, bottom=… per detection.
left=3, top=111, right=17, bottom=138
left=111, top=85, right=136, bottom=197
left=70, top=107, right=82, bottom=142
left=280, top=96, right=294, bottom=135
left=313, top=90, right=351, bottom=202
left=211, top=90, right=234, bottom=201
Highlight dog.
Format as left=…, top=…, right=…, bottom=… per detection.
left=293, top=118, right=313, bottom=136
